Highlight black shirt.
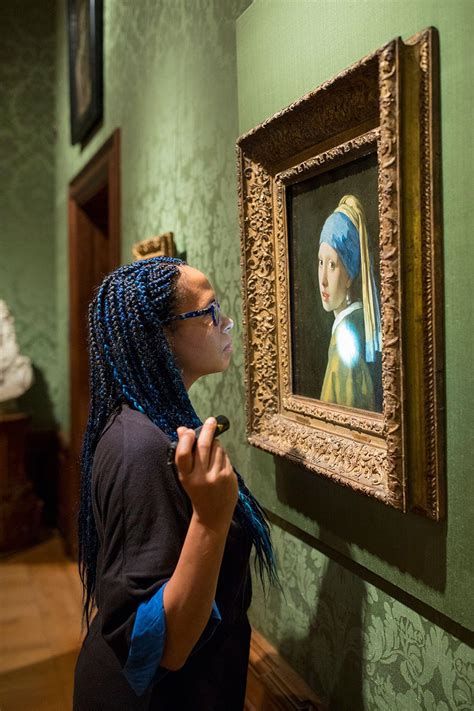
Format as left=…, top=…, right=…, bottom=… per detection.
left=74, top=405, right=252, bottom=710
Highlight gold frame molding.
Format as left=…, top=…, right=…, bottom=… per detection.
left=237, top=28, right=444, bottom=519
left=132, top=231, right=177, bottom=260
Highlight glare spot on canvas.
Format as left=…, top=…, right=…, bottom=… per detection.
left=336, top=321, right=360, bottom=368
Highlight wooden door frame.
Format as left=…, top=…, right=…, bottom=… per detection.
left=63, top=129, right=121, bottom=556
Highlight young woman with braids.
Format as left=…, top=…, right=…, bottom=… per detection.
left=73, top=257, right=276, bottom=710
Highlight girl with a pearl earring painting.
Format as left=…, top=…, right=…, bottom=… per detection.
left=317, top=194, right=382, bottom=412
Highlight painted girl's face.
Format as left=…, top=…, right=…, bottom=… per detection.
left=318, top=242, right=352, bottom=315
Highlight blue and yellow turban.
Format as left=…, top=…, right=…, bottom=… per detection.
left=319, top=195, right=382, bottom=363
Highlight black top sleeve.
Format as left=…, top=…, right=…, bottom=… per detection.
left=92, top=406, right=192, bottom=667
left=75, top=404, right=253, bottom=707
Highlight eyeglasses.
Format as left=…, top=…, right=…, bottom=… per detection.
left=163, top=300, right=222, bottom=327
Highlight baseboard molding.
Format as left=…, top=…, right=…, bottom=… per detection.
left=246, top=629, right=325, bottom=710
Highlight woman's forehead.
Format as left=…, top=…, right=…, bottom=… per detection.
left=178, top=265, right=215, bottom=307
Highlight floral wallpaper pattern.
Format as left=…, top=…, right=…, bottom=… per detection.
left=235, top=1, right=474, bottom=708
left=250, top=526, right=474, bottom=710
left=53, top=0, right=250, bottom=429
left=50, top=0, right=474, bottom=708
left=0, top=0, right=58, bottom=427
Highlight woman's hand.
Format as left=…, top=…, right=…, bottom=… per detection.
left=174, top=417, right=238, bottom=532
left=162, top=419, right=238, bottom=670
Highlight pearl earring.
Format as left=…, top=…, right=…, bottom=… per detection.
left=346, top=291, right=351, bottom=306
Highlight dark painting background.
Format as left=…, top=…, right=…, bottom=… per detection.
left=287, top=151, right=381, bottom=405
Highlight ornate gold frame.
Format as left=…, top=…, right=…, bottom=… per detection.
left=132, top=231, right=177, bottom=260
left=237, top=28, right=444, bottom=519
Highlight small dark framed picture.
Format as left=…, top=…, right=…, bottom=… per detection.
left=67, top=0, right=103, bottom=145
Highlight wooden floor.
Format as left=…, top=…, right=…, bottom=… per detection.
left=0, top=533, right=83, bottom=711
left=0, top=533, right=323, bottom=711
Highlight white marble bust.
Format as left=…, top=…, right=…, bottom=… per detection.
left=0, top=300, right=33, bottom=404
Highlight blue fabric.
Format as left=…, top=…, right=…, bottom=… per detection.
left=366, top=269, right=382, bottom=362
left=123, top=583, right=222, bottom=696
left=319, top=211, right=360, bottom=280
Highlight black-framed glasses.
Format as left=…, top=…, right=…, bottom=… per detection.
left=163, top=300, right=221, bottom=327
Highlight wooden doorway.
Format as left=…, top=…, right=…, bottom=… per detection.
left=61, top=130, right=121, bottom=556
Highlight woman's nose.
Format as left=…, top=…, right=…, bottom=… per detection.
left=321, top=267, right=328, bottom=286
left=222, top=315, right=234, bottom=334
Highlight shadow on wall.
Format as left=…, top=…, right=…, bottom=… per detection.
left=17, top=364, right=57, bottom=431
left=278, top=534, right=365, bottom=711
left=274, top=455, right=447, bottom=593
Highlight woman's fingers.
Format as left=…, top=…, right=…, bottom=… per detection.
left=174, top=421, right=237, bottom=527
left=194, top=417, right=217, bottom=470
left=208, top=438, right=225, bottom=473
left=175, top=427, right=196, bottom=476
left=222, top=453, right=234, bottom=476
left=175, top=419, right=231, bottom=486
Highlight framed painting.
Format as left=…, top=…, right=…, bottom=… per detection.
left=67, top=0, right=104, bottom=145
left=237, top=28, right=444, bottom=518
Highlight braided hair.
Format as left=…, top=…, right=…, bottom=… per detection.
left=79, top=256, right=276, bottom=627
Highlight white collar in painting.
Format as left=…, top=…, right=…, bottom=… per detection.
left=332, top=301, right=363, bottom=335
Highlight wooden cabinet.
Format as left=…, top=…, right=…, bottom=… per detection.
left=0, top=412, right=42, bottom=551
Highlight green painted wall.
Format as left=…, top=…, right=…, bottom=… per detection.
left=236, top=1, right=474, bottom=708
left=53, top=0, right=251, bottom=431
left=0, top=0, right=57, bottom=429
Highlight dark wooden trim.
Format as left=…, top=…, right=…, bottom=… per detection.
left=25, top=428, right=60, bottom=527
left=0, top=413, right=43, bottom=551
left=246, top=629, right=325, bottom=710
left=65, top=129, right=121, bottom=556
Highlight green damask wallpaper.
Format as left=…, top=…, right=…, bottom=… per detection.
left=251, top=525, right=474, bottom=710
left=53, top=0, right=251, bottom=430
left=0, top=0, right=57, bottom=428
left=236, top=1, right=474, bottom=709
left=7, top=0, right=469, bottom=707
